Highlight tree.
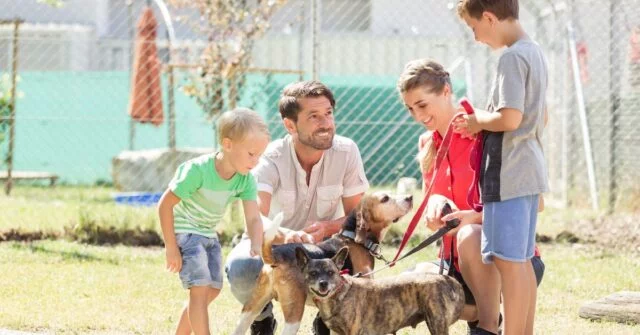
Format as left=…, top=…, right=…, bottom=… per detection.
left=168, top=0, right=288, bottom=121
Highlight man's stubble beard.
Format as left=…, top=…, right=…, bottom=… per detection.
left=297, top=129, right=334, bottom=150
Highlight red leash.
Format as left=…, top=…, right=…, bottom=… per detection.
left=459, top=99, right=484, bottom=213
left=389, top=99, right=483, bottom=266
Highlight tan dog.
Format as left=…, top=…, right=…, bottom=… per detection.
left=297, top=247, right=465, bottom=335
left=232, top=192, right=413, bottom=335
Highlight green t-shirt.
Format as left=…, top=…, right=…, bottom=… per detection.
left=169, top=154, right=257, bottom=238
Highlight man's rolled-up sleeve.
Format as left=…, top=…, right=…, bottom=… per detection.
left=343, top=143, right=369, bottom=197
left=252, top=155, right=280, bottom=195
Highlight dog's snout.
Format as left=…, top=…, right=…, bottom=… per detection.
left=405, top=195, right=413, bottom=203
left=319, top=280, right=328, bottom=290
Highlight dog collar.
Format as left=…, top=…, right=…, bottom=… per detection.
left=340, top=230, right=383, bottom=258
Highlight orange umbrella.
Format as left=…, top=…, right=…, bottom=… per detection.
left=128, top=6, right=163, bottom=126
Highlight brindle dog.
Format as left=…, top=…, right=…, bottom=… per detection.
left=232, top=192, right=413, bottom=335
left=296, top=247, right=465, bottom=335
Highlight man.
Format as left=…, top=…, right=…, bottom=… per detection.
left=225, top=80, right=369, bottom=335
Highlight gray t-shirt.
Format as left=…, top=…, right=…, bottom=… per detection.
left=481, top=37, right=549, bottom=202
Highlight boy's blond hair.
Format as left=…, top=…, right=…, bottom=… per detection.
left=457, top=0, right=519, bottom=20
left=397, top=59, right=451, bottom=175
left=217, top=108, right=270, bottom=144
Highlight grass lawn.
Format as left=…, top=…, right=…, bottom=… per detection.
left=0, top=186, right=158, bottom=234
left=1, top=186, right=639, bottom=334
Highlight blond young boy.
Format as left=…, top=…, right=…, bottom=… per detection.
left=454, top=1, right=548, bottom=334
left=158, top=108, right=270, bottom=335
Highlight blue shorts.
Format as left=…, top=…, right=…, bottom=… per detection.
left=481, top=194, right=539, bottom=263
left=176, top=233, right=223, bottom=290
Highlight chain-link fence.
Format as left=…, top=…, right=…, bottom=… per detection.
left=1, top=0, right=639, bottom=212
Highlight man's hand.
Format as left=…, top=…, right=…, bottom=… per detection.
left=303, top=222, right=327, bottom=243
left=283, top=230, right=315, bottom=244
left=165, top=245, right=182, bottom=273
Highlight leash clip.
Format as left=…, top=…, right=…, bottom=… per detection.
left=366, top=241, right=388, bottom=263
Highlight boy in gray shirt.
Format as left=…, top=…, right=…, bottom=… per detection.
left=455, top=1, right=548, bottom=334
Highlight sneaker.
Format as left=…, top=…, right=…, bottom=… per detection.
left=467, top=320, right=479, bottom=335
left=469, top=327, right=498, bottom=335
left=467, top=312, right=502, bottom=335
left=250, top=315, right=277, bottom=335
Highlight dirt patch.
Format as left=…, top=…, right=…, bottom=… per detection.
left=0, top=225, right=163, bottom=247
left=536, top=233, right=554, bottom=243
left=64, top=222, right=163, bottom=247
left=555, top=230, right=583, bottom=244
left=570, top=213, right=640, bottom=254
left=0, top=229, right=60, bottom=242
left=0, top=224, right=241, bottom=248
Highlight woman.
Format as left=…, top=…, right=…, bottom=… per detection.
left=396, top=59, right=544, bottom=335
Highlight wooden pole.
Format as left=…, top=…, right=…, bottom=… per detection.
left=4, top=19, right=22, bottom=196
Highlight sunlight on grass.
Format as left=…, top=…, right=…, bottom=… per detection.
left=2, top=186, right=640, bottom=334
left=1, top=240, right=639, bottom=334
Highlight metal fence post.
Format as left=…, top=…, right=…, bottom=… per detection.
left=567, top=22, right=599, bottom=211
left=4, top=19, right=22, bottom=196
left=311, top=0, right=318, bottom=81
left=608, top=0, right=621, bottom=213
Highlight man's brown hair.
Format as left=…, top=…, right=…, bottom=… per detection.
left=278, top=80, right=336, bottom=121
left=457, top=0, right=519, bottom=20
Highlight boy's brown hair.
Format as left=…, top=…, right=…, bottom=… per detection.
left=278, top=80, right=336, bottom=121
left=457, top=0, right=519, bottom=20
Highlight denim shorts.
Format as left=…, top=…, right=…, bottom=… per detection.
left=481, top=194, right=539, bottom=263
left=176, top=233, right=223, bottom=290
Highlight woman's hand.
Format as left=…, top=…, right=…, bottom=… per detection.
left=424, top=194, right=454, bottom=232
left=441, top=209, right=482, bottom=235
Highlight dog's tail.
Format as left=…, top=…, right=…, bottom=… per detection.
left=261, top=212, right=283, bottom=265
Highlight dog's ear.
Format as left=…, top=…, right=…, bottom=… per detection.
left=295, top=247, right=309, bottom=270
left=355, top=202, right=370, bottom=244
left=332, top=247, right=349, bottom=269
